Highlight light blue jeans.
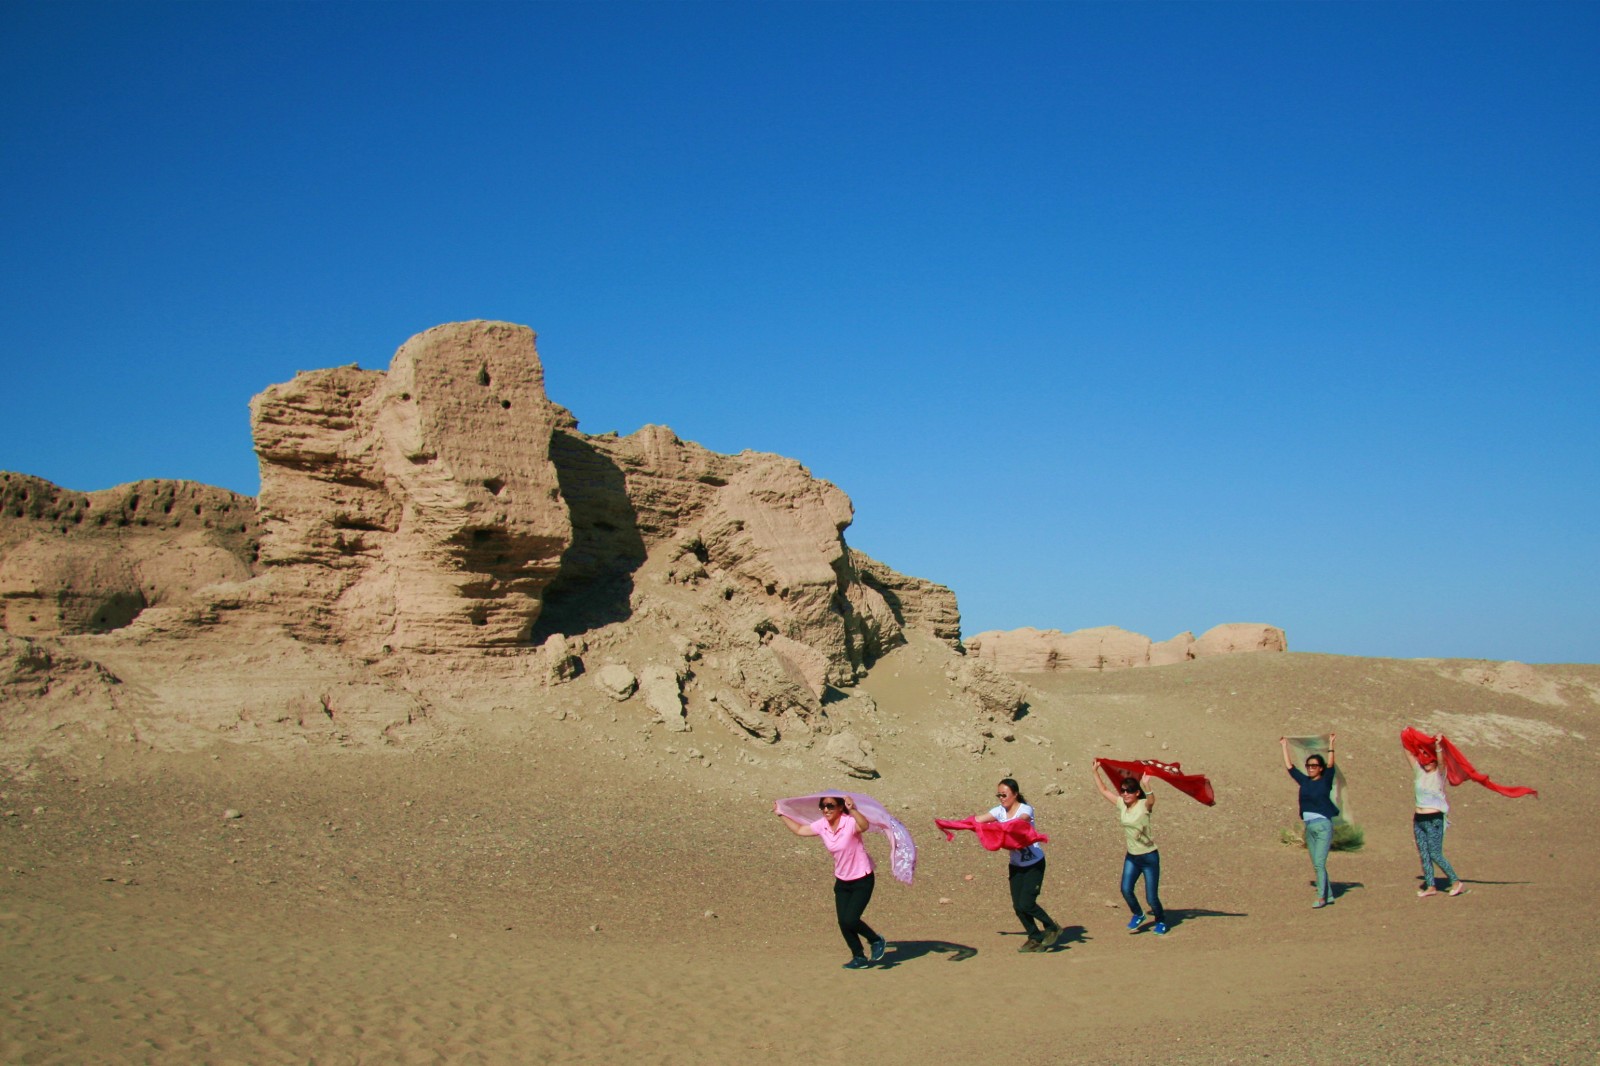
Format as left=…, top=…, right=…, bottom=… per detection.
left=1304, top=817, right=1333, bottom=901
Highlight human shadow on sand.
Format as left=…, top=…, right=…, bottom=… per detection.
left=1154, top=907, right=1248, bottom=930
left=1309, top=879, right=1366, bottom=900
left=876, top=940, right=979, bottom=967
left=998, top=926, right=1089, bottom=954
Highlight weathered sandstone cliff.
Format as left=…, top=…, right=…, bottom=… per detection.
left=1, top=321, right=1292, bottom=772
left=0, top=322, right=969, bottom=771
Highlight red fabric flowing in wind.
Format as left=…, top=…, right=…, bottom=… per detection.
left=1095, top=758, right=1217, bottom=806
left=1400, top=727, right=1538, bottom=799
left=934, top=817, right=1049, bottom=851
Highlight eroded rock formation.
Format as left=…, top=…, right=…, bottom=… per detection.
left=0, top=322, right=961, bottom=770
left=249, top=322, right=573, bottom=654
left=0, top=320, right=1287, bottom=773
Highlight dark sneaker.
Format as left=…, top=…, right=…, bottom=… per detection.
left=842, top=956, right=871, bottom=970
left=1040, top=925, right=1064, bottom=948
left=1153, top=922, right=1168, bottom=935
left=1017, top=938, right=1042, bottom=953
left=869, top=937, right=887, bottom=962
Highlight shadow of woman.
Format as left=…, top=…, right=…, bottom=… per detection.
left=1158, top=907, right=1248, bottom=932
left=1031, top=924, right=1088, bottom=953
left=876, top=940, right=980, bottom=967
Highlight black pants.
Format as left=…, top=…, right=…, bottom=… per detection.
left=833, top=872, right=879, bottom=957
left=1008, top=858, right=1056, bottom=938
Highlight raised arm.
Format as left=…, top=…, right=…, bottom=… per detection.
left=1325, top=732, right=1337, bottom=768
left=1091, top=763, right=1120, bottom=803
left=843, top=797, right=869, bottom=834
left=1404, top=739, right=1424, bottom=768
left=774, top=805, right=819, bottom=837
left=1280, top=737, right=1294, bottom=770
left=1141, top=773, right=1156, bottom=812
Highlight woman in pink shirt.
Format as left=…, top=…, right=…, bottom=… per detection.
left=777, top=794, right=887, bottom=969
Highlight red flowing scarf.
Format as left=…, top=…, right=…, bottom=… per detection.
left=934, top=817, right=1049, bottom=851
left=1095, top=758, right=1216, bottom=806
left=1400, top=727, right=1538, bottom=799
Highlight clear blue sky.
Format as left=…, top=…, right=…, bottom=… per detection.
left=3, top=2, right=1596, bottom=663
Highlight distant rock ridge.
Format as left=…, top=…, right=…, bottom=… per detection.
left=0, top=472, right=257, bottom=637
left=965, top=623, right=1288, bottom=673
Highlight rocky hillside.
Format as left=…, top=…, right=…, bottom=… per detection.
left=0, top=322, right=990, bottom=775
left=1, top=321, right=1289, bottom=777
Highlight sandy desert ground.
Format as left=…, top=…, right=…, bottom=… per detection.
left=3, top=640, right=1596, bottom=1065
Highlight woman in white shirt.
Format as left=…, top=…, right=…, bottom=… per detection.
left=1408, top=735, right=1465, bottom=898
left=973, top=778, right=1063, bottom=952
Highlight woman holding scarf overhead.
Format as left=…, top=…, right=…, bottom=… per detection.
left=1399, top=725, right=1537, bottom=897
left=1281, top=734, right=1340, bottom=908
left=1092, top=764, right=1167, bottom=935
left=776, top=794, right=887, bottom=969
left=1406, top=732, right=1465, bottom=898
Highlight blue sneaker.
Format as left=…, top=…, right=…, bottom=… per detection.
left=869, top=937, right=887, bottom=962
left=843, top=956, right=871, bottom=970
left=1125, top=914, right=1145, bottom=932
left=1153, top=922, right=1168, bottom=935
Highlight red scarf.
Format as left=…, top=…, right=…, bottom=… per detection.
left=934, top=817, right=1049, bottom=851
left=1400, top=727, right=1538, bottom=799
left=1095, top=758, right=1216, bottom=806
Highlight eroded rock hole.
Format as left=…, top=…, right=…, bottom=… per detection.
left=482, top=478, right=505, bottom=496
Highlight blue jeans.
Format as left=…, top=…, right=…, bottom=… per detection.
left=1120, top=850, right=1165, bottom=924
left=1304, top=817, right=1333, bottom=901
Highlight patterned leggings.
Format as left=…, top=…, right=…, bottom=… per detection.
left=1413, top=813, right=1458, bottom=889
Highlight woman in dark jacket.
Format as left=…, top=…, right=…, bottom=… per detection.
left=1281, top=734, right=1339, bottom=908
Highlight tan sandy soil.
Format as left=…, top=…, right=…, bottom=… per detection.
left=3, top=645, right=1596, bottom=1064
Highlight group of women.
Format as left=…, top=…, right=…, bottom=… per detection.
left=1279, top=730, right=1470, bottom=908
left=780, top=731, right=1485, bottom=968
left=775, top=769, right=1169, bottom=968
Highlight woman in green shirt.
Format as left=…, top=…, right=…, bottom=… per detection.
left=1093, top=764, right=1167, bottom=935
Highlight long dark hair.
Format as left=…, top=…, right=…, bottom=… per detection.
left=998, top=778, right=1027, bottom=805
left=1118, top=777, right=1146, bottom=800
